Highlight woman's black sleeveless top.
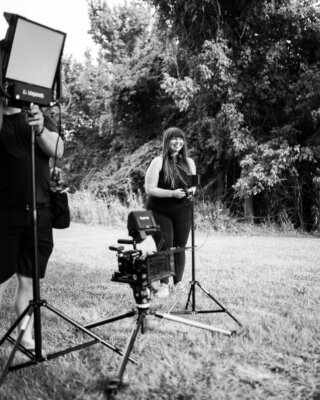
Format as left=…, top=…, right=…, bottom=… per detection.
left=146, top=160, right=190, bottom=209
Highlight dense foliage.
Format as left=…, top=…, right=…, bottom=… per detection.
left=60, top=0, right=320, bottom=231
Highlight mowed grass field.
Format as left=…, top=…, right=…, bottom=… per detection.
left=0, top=222, right=319, bottom=400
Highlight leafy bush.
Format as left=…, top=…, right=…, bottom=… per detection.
left=233, top=140, right=319, bottom=229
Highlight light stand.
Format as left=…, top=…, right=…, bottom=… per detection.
left=168, top=175, right=242, bottom=331
left=0, top=127, right=136, bottom=387
left=0, top=12, right=136, bottom=387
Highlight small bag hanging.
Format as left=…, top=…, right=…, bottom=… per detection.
left=50, top=189, right=70, bottom=229
left=50, top=134, right=70, bottom=229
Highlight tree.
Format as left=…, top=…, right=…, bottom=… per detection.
left=88, top=0, right=151, bottom=63
left=60, top=1, right=172, bottom=194
left=60, top=0, right=320, bottom=230
left=87, top=0, right=175, bottom=136
left=142, top=0, right=320, bottom=229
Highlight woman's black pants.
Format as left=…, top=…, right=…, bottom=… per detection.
left=148, top=200, right=192, bottom=285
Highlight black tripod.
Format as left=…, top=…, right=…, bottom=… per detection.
left=84, top=284, right=152, bottom=396
left=168, top=180, right=242, bottom=332
left=0, top=126, right=135, bottom=387
left=84, top=242, right=240, bottom=396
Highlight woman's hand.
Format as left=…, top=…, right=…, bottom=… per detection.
left=171, top=188, right=186, bottom=199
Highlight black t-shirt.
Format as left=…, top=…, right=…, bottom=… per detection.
left=0, top=110, right=59, bottom=207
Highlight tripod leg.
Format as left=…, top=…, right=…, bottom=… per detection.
left=44, top=303, right=136, bottom=362
left=84, top=310, right=136, bottom=329
left=106, top=311, right=146, bottom=394
left=0, top=304, right=32, bottom=347
left=0, top=305, right=35, bottom=386
left=195, top=282, right=242, bottom=327
left=185, top=283, right=194, bottom=311
left=153, top=311, right=234, bottom=336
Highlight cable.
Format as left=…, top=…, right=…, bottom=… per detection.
left=56, top=81, right=72, bottom=113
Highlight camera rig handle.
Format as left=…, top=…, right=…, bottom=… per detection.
left=118, top=239, right=135, bottom=245
left=118, top=239, right=137, bottom=250
left=109, top=245, right=125, bottom=252
left=109, top=238, right=139, bottom=253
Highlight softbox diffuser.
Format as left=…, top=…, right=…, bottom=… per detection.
left=1, top=12, right=66, bottom=106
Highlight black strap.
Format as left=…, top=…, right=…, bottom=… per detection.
left=51, top=102, right=62, bottom=181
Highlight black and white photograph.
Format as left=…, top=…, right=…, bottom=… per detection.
left=0, top=1, right=319, bottom=399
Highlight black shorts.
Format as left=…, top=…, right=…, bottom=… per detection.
left=0, top=206, right=53, bottom=284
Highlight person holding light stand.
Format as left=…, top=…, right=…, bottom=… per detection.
left=145, top=127, right=196, bottom=298
left=0, top=99, right=64, bottom=352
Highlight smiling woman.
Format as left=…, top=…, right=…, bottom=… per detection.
left=144, top=127, right=196, bottom=298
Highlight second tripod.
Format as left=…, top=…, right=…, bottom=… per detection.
left=169, top=176, right=242, bottom=330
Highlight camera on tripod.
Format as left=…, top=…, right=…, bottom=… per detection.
left=110, top=211, right=175, bottom=287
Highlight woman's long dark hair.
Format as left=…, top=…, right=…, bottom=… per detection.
left=162, top=127, right=191, bottom=189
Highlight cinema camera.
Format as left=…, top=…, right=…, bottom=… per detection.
left=110, top=211, right=175, bottom=305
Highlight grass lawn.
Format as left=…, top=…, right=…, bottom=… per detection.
left=0, top=222, right=319, bottom=400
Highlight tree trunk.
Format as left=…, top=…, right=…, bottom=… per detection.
left=244, top=196, right=254, bottom=224
left=216, top=170, right=224, bottom=204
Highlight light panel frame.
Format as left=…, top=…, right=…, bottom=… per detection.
left=1, top=12, right=66, bottom=106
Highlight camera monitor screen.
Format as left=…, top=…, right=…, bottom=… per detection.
left=5, top=16, right=65, bottom=89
